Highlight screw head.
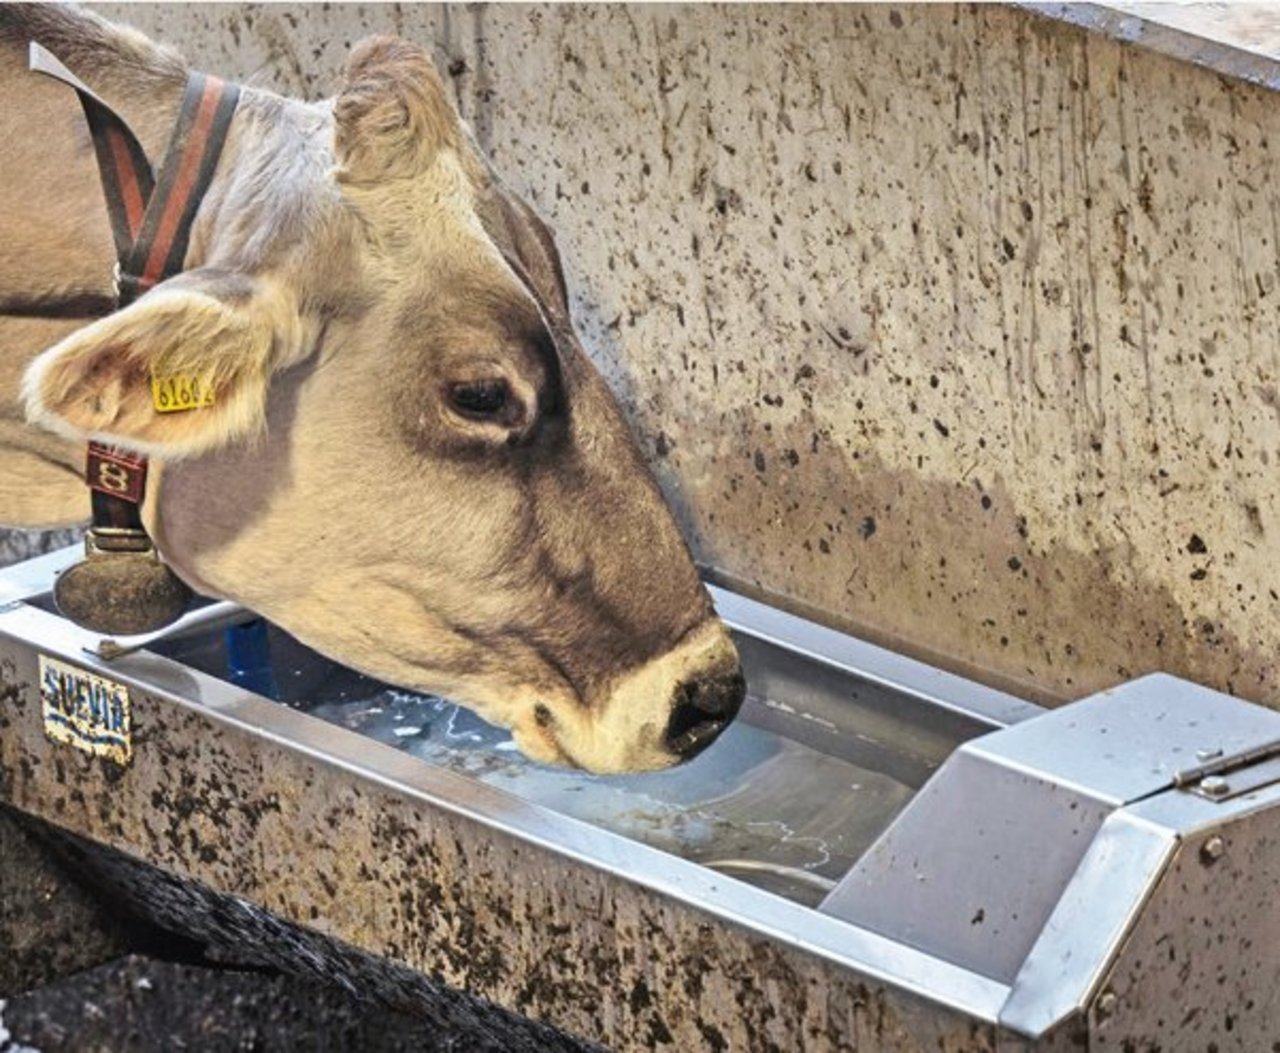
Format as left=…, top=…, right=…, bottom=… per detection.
left=1096, top=990, right=1118, bottom=1020
left=1201, top=835, right=1226, bottom=863
left=1200, top=775, right=1230, bottom=797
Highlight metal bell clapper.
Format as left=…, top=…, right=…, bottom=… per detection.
left=53, top=527, right=193, bottom=635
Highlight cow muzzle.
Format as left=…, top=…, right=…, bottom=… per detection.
left=528, top=616, right=744, bottom=774
left=664, top=668, right=747, bottom=759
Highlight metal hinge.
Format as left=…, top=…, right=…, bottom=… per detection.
left=1174, top=738, right=1280, bottom=801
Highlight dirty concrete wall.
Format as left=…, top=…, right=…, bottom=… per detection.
left=88, top=3, right=1280, bottom=707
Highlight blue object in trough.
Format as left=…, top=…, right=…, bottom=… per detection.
left=225, top=618, right=278, bottom=699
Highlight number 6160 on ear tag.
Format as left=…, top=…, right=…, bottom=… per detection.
left=151, top=372, right=215, bottom=413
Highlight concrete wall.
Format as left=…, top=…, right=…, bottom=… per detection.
left=73, top=3, right=1280, bottom=707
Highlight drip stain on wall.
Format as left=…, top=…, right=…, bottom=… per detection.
left=89, top=2, right=1280, bottom=708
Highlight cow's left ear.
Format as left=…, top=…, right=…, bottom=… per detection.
left=22, top=269, right=303, bottom=460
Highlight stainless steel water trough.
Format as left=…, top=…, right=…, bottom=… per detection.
left=2, top=546, right=1279, bottom=1050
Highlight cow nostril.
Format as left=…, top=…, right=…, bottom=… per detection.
left=665, top=705, right=724, bottom=759
left=665, top=671, right=747, bottom=759
left=676, top=671, right=746, bottom=718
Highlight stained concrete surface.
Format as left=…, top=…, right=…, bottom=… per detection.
left=74, top=2, right=1280, bottom=711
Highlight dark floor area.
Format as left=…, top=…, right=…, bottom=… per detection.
left=1, top=954, right=498, bottom=1053
left=0, top=809, right=595, bottom=1053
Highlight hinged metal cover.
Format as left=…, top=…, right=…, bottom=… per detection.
left=819, top=674, right=1280, bottom=991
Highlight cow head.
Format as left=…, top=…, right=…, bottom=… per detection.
left=22, top=36, right=744, bottom=773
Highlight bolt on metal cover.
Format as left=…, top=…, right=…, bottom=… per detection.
left=1200, top=835, right=1226, bottom=863
left=1199, top=775, right=1230, bottom=797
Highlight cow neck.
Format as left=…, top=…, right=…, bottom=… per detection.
left=29, top=42, right=240, bottom=534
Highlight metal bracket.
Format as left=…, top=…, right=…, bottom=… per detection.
left=1174, top=737, right=1280, bottom=801
left=88, top=600, right=252, bottom=660
left=1182, top=754, right=1280, bottom=802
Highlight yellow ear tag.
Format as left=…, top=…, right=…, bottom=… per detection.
left=151, top=372, right=216, bottom=413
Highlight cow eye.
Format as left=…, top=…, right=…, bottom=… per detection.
left=448, top=379, right=509, bottom=418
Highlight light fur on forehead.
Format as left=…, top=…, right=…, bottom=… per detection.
left=333, top=35, right=460, bottom=185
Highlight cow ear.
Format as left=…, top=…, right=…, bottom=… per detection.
left=484, top=189, right=573, bottom=324
left=334, top=36, right=459, bottom=185
left=22, top=269, right=302, bottom=460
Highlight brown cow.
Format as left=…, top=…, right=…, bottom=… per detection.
left=0, top=5, right=744, bottom=773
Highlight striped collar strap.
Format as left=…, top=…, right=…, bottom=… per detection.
left=27, top=43, right=235, bottom=633
left=30, top=42, right=240, bottom=309
left=30, top=42, right=239, bottom=540
left=31, top=42, right=240, bottom=516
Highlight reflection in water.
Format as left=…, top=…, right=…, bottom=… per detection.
left=303, top=687, right=915, bottom=907
left=158, top=622, right=918, bottom=907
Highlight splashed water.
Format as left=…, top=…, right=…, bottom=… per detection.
left=156, top=622, right=920, bottom=906
left=305, top=687, right=914, bottom=906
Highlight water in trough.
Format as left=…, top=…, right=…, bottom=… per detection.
left=159, top=619, right=919, bottom=907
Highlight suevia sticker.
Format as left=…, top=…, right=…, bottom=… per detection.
left=151, top=372, right=215, bottom=413
left=39, top=655, right=132, bottom=765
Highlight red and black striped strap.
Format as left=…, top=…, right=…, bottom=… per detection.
left=29, top=43, right=240, bottom=529
left=121, top=70, right=241, bottom=302
left=30, top=43, right=240, bottom=307
left=28, top=43, right=155, bottom=271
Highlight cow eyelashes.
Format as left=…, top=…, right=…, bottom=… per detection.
left=448, top=378, right=510, bottom=419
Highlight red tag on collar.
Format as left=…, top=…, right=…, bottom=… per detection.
left=86, top=443, right=148, bottom=504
